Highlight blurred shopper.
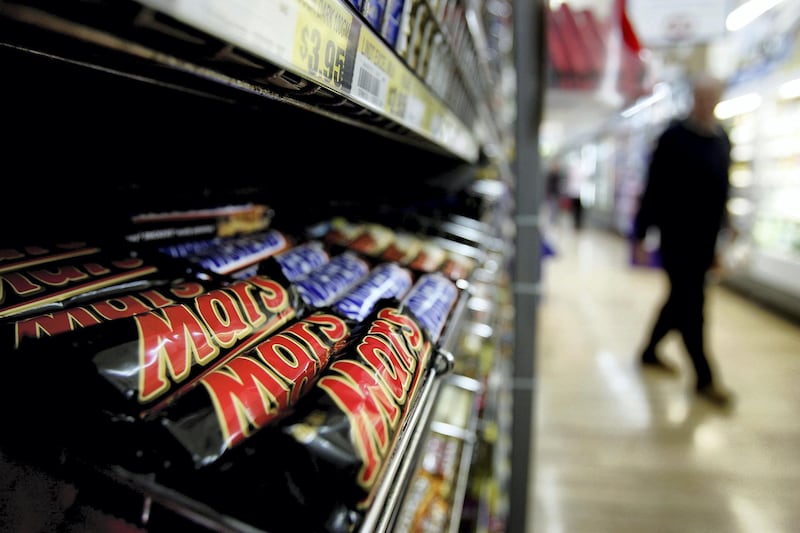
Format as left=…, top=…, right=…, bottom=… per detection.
left=633, top=73, right=735, bottom=408
left=545, top=160, right=564, bottom=225
left=565, top=160, right=585, bottom=230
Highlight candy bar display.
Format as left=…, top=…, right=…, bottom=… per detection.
left=0, top=0, right=525, bottom=528
left=0, top=207, right=507, bottom=533
left=6, top=272, right=302, bottom=423
left=317, top=217, right=480, bottom=283
left=147, top=260, right=414, bottom=469
left=201, top=272, right=460, bottom=528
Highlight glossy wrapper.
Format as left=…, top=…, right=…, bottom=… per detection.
left=153, top=311, right=352, bottom=468
left=332, top=262, right=413, bottom=323
left=272, top=240, right=330, bottom=282
left=5, top=279, right=211, bottom=352
left=0, top=241, right=185, bottom=321
left=159, top=229, right=292, bottom=278
left=156, top=300, right=437, bottom=532
left=294, top=251, right=370, bottom=309
left=276, top=299, right=436, bottom=516
left=6, top=273, right=301, bottom=424
left=402, top=271, right=459, bottom=343
left=148, top=261, right=412, bottom=468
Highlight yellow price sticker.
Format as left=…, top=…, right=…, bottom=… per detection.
left=292, top=0, right=354, bottom=89
left=385, top=63, right=413, bottom=121
left=416, top=82, right=439, bottom=135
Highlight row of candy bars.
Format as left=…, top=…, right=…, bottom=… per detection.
left=0, top=219, right=485, bottom=531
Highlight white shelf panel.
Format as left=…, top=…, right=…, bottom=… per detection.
left=137, top=0, right=479, bottom=162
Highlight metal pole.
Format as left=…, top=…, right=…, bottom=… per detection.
left=510, top=0, right=546, bottom=531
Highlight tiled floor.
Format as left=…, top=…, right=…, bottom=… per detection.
left=530, top=223, right=800, bottom=533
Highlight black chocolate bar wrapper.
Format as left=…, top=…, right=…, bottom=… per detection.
left=0, top=243, right=194, bottom=321
left=5, top=279, right=211, bottom=352
left=152, top=310, right=353, bottom=469
left=0, top=241, right=100, bottom=272
left=147, top=299, right=436, bottom=532
left=3, top=273, right=301, bottom=424
left=145, top=262, right=411, bottom=470
left=276, top=300, right=436, bottom=512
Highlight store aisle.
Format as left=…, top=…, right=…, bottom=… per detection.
left=529, top=225, right=800, bottom=533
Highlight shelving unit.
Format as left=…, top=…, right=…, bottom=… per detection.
left=0, top=0, right=544, bottom=532
left=720, top=69, right=800, bottom=319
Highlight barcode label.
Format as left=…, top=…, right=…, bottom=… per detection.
left=352, top=53, right=389, bottom=110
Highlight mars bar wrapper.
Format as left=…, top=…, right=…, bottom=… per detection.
left=0, top=245, right=185, bottom=321
left=6, top=279, right=211, bottom=352
left=152, top=310, right=352, bottom=469
left=149, top=263, right=411, bottom=468
left=278, top=300, right=435, bottom=512
left=5, top=273, right=301, bottom=426
left=0, top=241, right=100, bottom=272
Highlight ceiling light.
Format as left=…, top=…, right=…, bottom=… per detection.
left=726, top=0, right=784, bottom=32
left=714, top=93, right=762, bottom=119
left=778, top=78, right=800, bottom=100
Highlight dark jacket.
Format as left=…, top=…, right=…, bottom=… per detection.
left=634, top=118, right=732, bottom=271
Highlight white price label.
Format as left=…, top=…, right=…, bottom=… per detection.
left=352, top=53, right=390, bottom=110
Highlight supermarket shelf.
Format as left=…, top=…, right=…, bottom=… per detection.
left=359, top=275, right=472, bottom=533
left=440, top=374, right=483, bottom=533
left=0, top=266, right=478, bottom=533
left=135, top=0, right=479, bottom=161
left=0, top=0, right=480, bottom=162
left=359, top=349, right=455, bottom=533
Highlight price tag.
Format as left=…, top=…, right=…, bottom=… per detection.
left=352, top=30, right=393, bottom=109
left=353, top=31, right=401, bottom=110
left=292, top=0, right=357, bottom=90
left=386, top=70, right=413, bottom=124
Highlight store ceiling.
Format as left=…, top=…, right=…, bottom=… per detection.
left=540, top=0, right=640, bottom=156
left=541, top=87, right=622, bottom=156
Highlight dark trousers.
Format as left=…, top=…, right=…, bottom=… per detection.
left=571, top=197, right=583, bottom=229
left=642, top=265, right=714, bottom=389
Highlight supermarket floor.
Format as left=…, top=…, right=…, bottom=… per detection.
left=528, top=221, right=800, bottom=533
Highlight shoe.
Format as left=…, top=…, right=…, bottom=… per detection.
left=640, top=353, right=677, bottom=375
left=696, top=384, right=734, bottom=409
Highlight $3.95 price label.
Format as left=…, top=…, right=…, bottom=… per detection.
left=292, top=0, right=355, bottom=89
